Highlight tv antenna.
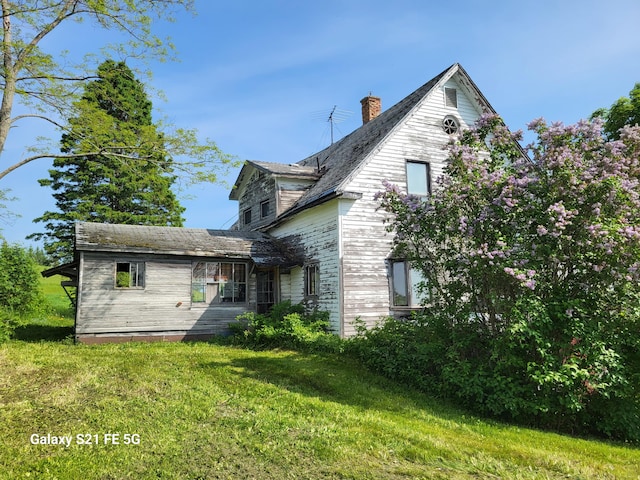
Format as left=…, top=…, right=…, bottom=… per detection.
left=311, top=105, right=352, bottom=145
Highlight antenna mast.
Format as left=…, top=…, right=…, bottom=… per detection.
left=311, top=105, right=352, bottom=147
left=328, top=105, right=337, bottom=144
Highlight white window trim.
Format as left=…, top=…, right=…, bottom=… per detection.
left=115, top=261, right=145, bottom=289
left=390, top=260, right=426, bottom=308
left=445, top=87, right=458, bottom=108
left=405, top=160, right=431, bottom=197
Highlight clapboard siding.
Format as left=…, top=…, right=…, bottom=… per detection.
left=237, top=173, right=277, bottom=230
left=76, top=252, right=256, bottom=340
left=62, top=65, right=505, bottom=343
left=338, top=76, right=484, bottom=335
left=277, top=178, right=316, bottom=215
left=268, top=200, right=341, bottom=332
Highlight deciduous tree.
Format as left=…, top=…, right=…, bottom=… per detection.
left=0, top=1, right=233, bottom=184
left=592, top=82, right=640, bottom=140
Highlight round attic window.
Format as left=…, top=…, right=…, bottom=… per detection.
left=442, top=115, right=459, bottom=135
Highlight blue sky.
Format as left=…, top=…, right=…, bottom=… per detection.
left=2, top=0, right=640, bottom=247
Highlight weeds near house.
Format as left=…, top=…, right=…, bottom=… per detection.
left=229, top=300, right=343, bottom=353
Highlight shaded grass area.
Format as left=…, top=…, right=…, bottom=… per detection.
left=13, top=271, right=75, bottom=342
left=1, top=340, right=638, bottom=479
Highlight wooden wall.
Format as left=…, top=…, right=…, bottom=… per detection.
left=76, top=252, right=257, bottom=342
left=338, top=76, right=483, bottom=335
left=276, top=177, right=316, bottom=216
left=269, top=201, right=341, bottom=332
left=237, top=171, right=277, bottom=231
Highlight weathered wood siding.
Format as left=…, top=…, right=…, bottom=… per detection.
left=339, top=75, right=483, bottom=335
left=76, top=252, right=257, bottom=341
left=276, top=178, right=315, bottom=215
left=269, top=201, right=341, bottom=331
left=237, top=171, right=277, bottom=231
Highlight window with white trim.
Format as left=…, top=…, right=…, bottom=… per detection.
left=445, top=87, right=458, bottom=108
left=391, top=260, right=425, bottom=307
left=406, top=160, right=431, bottom=197
left=115, top=262, right=145, bottom=289
left=191, top=261, right=247, bottom=304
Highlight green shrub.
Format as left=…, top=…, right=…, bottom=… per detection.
left=116, top=271, right=131, bottom=288
left=229, top=301, right=342, bottom=352
left=349, top=306, right=640, bottom=443
left=372, top=116, right=640, bottom=442
left=0, top=242, right=44, bottom=341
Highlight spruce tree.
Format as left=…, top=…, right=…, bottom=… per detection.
left=32, top=61, right=184, bottom=263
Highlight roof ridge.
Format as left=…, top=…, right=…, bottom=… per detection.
left=279, top=64, right=459, bottom=218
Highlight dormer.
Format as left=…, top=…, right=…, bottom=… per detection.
left=229, top=161, right=320, bottom=231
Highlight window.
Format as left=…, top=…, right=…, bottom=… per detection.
left=305, top=264, right=319, bottom=297
left=260, top=200, right=270, bottom=219
left=243, top=208, right=252, bottom=225
left=257, top=270, right=275, bottom=313
left=445, top=87, right=457, bottom=108
left=442, top=115, right=459, bottom=135
left=191, top=261, right=247, bottom=304
left=115, top=262, right=145, bottom=288
left=406, top=161, right=431, bottom=197
left=391, top=260, right=425, bottom=307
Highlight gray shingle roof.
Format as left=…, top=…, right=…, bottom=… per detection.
left=75, top=222, right=300, bottom=267
left=250, top=160, right=319, bottom=177
left=286, top=64, right=458, bottom=216
left=229, top=160, right=320, bottom=200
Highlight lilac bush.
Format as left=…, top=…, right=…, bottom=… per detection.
left=375, top=114, right=640, bottom=440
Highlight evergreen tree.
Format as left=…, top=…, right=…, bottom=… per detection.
left=32, top=61, right=185, bottom=263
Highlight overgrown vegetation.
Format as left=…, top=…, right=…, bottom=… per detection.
left=1, top=275, right=639, bottom=477
left=374, top=115, right=640, bottom=442
left=229, top=300, right=342, bottom=352
left=0, top=242, right=45, bottom=341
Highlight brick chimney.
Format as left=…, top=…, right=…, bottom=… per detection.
left=360, top=95, right=381, bottom=124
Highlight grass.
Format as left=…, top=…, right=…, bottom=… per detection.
left=1, top=278, right=638, bottom=479
left=12, top=270, right=74, bottom=342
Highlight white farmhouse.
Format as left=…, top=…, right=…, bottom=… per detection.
left=44, top=63, right=501, bottom=343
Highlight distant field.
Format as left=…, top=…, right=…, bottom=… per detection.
left=39, top=269, right=74, bottom=320
left=11, top=270, right=75, bottom=342
left=1, top=272, right=638, bottom=479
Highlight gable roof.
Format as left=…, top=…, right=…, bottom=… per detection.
left=270, top=63, right=497, bottom=221
left=229, top=160, right=320, bottom=200
left=74, top=222, right=300, bottom=267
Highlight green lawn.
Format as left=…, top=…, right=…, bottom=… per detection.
left=12, top=271, right=75, bottom=342
left=2, top=339, right=639, bottom=479
left=1, top=277, right=638, bottom=479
